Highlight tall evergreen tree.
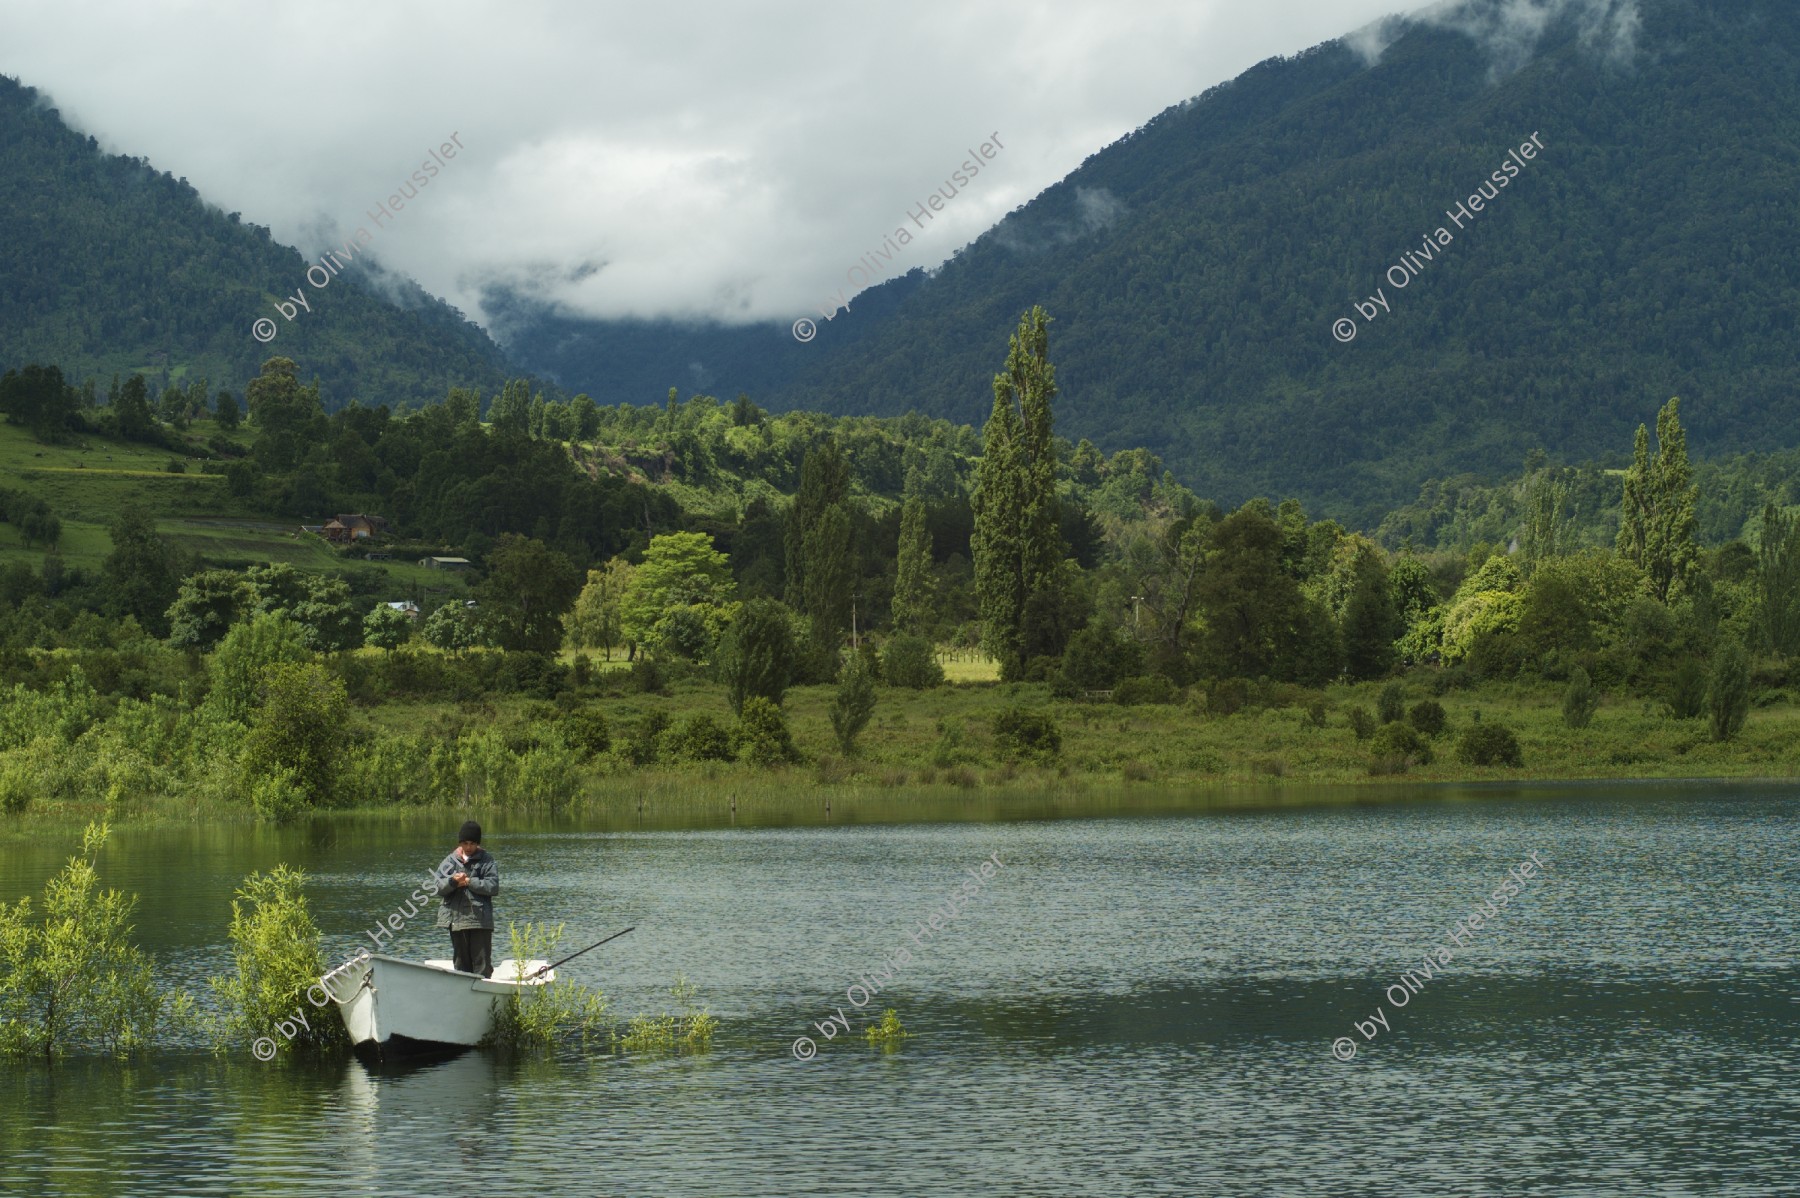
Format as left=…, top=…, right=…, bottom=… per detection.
left=801, top=501, right=853, bottom=650
left=784, top=440, right=852, bottom=647
left=892, top=482, right=935, bottom=635
left=1758, top=503, right=1800, bottom=659
left=972, top=307, right=1064, bottom=678
left=1616, top=397, right=1698, bottom=602
left=488, top=379, right=533, bottom=436
left=213, top=388, right=240, bottom=429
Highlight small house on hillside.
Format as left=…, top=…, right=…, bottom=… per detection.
left=421, top=556, right=472, bottom=572
left=385, top=600, right=420, bottom=619
left=323, top=513, right=390, bottom=543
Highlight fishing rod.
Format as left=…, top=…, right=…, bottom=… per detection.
left=525, top=927, right=634, bottom=980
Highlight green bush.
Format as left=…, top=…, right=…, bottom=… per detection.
left=625, top=711, right=670, bottom=766
left=663, top=713, right=735, bottom=762
left=736, top=696, right=798, bottom=766
left=627, top=655, right=666, bottom=695
left=1562, top=667, right=1599, bottom=730
left=241, top=662, right=347, bottom=814
left=1368, top=721, right=1432, bottom=773
left=1347, top=707, right=1375, bottom=740
left=1669, top=658, right=1707, bottom=719
left=1708, top=641, right=1751, bottom=742
left=882, top=634, right=944, bottom=689
left=1456, top=723, right=1524, bottom=767
left=562, top=707, right=611, bottom=758
left=1205, top=678, right=1253, bottom=716
left=715, top=597, right=795, bottom=714
left=1304, top=699, right=1328, bottom=729
left=1376, top=682, right=1407, bottom=725
left=336, top=735, right=436, bottom=807
left=1407, top=699, right=1447, bottom=737
left=1113, top=675, right=1177, bottom=705
left=362, top=604, right=412, bottom=650
left=930, top=718, right=971, bottom=767
left=1056, top=623, right=1141, bottom=695
left=991, top=707, right=1061, bottom=763
left=829, top=657, right=877, bottom=755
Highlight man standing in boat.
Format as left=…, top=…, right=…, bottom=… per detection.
left=435, top=821, right=499, bottom=978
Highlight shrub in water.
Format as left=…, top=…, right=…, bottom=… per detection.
left=991, top=707, right=1061, bottom=763
left=1456, top=723, right=1524, bottom=767
left=619, top=975, right=717, bottom=1053
left=882, top=634, right=944, bottom=689
left=1407, top=699, right=1447, bottom=738
left=864, top=1008, right=910, bottom=1050
left=1376, top=682, right=1407, bottom=725
left=208, top=862, right=346, bottom=1056
left=486, top=922, right=611, bottom=1051
left=0, top=823, right=172, bottom=1057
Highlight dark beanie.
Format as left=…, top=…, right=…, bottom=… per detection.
left=458, top=820, right=482, bottom=844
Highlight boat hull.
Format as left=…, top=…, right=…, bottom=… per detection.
left=331, top=953, right=552, bottom=1059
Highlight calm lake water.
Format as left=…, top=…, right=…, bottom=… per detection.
left=1, top=781, right=1796, bottom=1197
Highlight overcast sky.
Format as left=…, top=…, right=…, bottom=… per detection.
left=1, top=0, right=1429, bottom=331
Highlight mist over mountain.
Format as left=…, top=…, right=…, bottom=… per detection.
left=0, top=74, right=516, bottom=403
left=492, top=0, right=1800, bottom=524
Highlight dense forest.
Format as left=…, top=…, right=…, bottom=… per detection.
left=2, top=305, right=1798, bottom=821
left=498, top=0, right=1800, bottom=525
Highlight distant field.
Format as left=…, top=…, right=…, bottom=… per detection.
left=941, top=653, right=1000, bottom=683
left=0, top=422, right=465, bottom=594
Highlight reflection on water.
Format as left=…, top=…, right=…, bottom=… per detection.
left=1, top=782, right=1796, bottom=1196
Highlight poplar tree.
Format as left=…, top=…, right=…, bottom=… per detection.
left=891, top=479, right=934, bottom=634
left=786, top=440, right=854, bottom=652
left=1758, top=503, right=1800, bottom=658
left=972, top=307, right=1063, bottom=678
left=784, top=440, right=850, bottom=609
left=1615, top=397, right=1698, bottom=602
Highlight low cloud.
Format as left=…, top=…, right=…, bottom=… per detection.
left=1357, top=0, right=1642, bottom=74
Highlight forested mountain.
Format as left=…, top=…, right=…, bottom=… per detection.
left=495, top=0, right=1800, bottom=526
left=0, top=75, right=516, bottom=405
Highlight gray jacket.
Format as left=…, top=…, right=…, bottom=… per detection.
left=434, top=847, right=499, bottom=931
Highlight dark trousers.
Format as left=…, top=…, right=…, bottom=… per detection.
left=451, top=929, right=493, bottom=978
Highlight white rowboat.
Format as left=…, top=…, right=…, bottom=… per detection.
left=328, top=952, right=554, bottom=1059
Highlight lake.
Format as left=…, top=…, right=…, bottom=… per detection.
left=1, top=780, right=1795, bottom=1196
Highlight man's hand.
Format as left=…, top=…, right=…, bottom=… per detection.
left=452, top=872, right=470, bottom=888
